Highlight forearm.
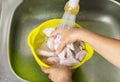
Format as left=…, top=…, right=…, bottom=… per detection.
left=79, top=29, right=120, bottom=68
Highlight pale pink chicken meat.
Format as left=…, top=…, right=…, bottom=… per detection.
left=37, top=28, right=87, bottom=66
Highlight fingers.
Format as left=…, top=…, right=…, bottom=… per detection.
left=41, top=67, right=51, bottom=74
left=41, top=66, right=73, bottom=82
left=55, top=39, right=68, bottom=55
left=50, top=29, right=61, bottom=37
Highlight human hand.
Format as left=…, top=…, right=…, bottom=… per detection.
left=41, top=65, right=73, bottom=82
left=51, top=28, right=84, bottom=55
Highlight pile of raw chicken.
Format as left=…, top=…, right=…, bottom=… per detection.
left=36, top=28, right=87, bottom=66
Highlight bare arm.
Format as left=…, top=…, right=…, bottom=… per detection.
left=51, top=28, right=120, bottom=68
left=80, top=29, right=120, bottom=68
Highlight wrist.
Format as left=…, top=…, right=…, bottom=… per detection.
left=76, top=28, right=86, bottom=41
left=76, top=28, right=93, bottom=42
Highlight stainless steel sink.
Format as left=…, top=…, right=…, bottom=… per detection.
left=1, top=0, right=120, bottom=82
left=0, top=0, right=1, bottom=16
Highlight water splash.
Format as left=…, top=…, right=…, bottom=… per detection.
left=60, top=12, right=76, bottom=28
left=58, top=0, right=80, bottom=29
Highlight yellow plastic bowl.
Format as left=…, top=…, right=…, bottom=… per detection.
left=27, top=19, right=94, bottom=69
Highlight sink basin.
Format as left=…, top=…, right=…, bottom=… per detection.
left=0, top=0, right=1, bottom=16
left=8, top=0, right=120, bottom=81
